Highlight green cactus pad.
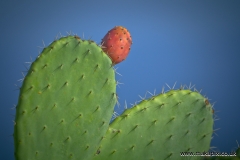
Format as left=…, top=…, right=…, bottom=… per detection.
left=93, top=89, right=214, bottom=160
left=14, top=36, right=117, bottom=160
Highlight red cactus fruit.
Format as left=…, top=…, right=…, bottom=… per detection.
left=101, top=26, right=132, bottom=64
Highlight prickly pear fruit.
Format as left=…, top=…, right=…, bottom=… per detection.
left=101, top=26, right=132, bottom=64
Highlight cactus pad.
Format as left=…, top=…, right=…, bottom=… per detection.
left=14, top=36, right=117, bottom=160
left=93, top=89, right=214, bottom=160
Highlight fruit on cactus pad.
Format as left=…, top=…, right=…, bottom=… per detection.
left=101, top=26, right=132, bottom=64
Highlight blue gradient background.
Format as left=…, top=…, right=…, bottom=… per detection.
left=1, top=1, right=240, bottom=159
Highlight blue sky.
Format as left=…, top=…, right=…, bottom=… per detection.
left=1, top=1, right=240, bottom=159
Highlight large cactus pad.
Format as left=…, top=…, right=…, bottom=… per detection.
left=94, top=89, right=214, bottom=160
left=14, top=36, right=117, bottom=160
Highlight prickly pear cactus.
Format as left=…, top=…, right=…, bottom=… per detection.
left=14, top=36, right=117, bottom=160
left=14, top=28, right=215, bottom=160
left=93, top=89, right=214, bottom=160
